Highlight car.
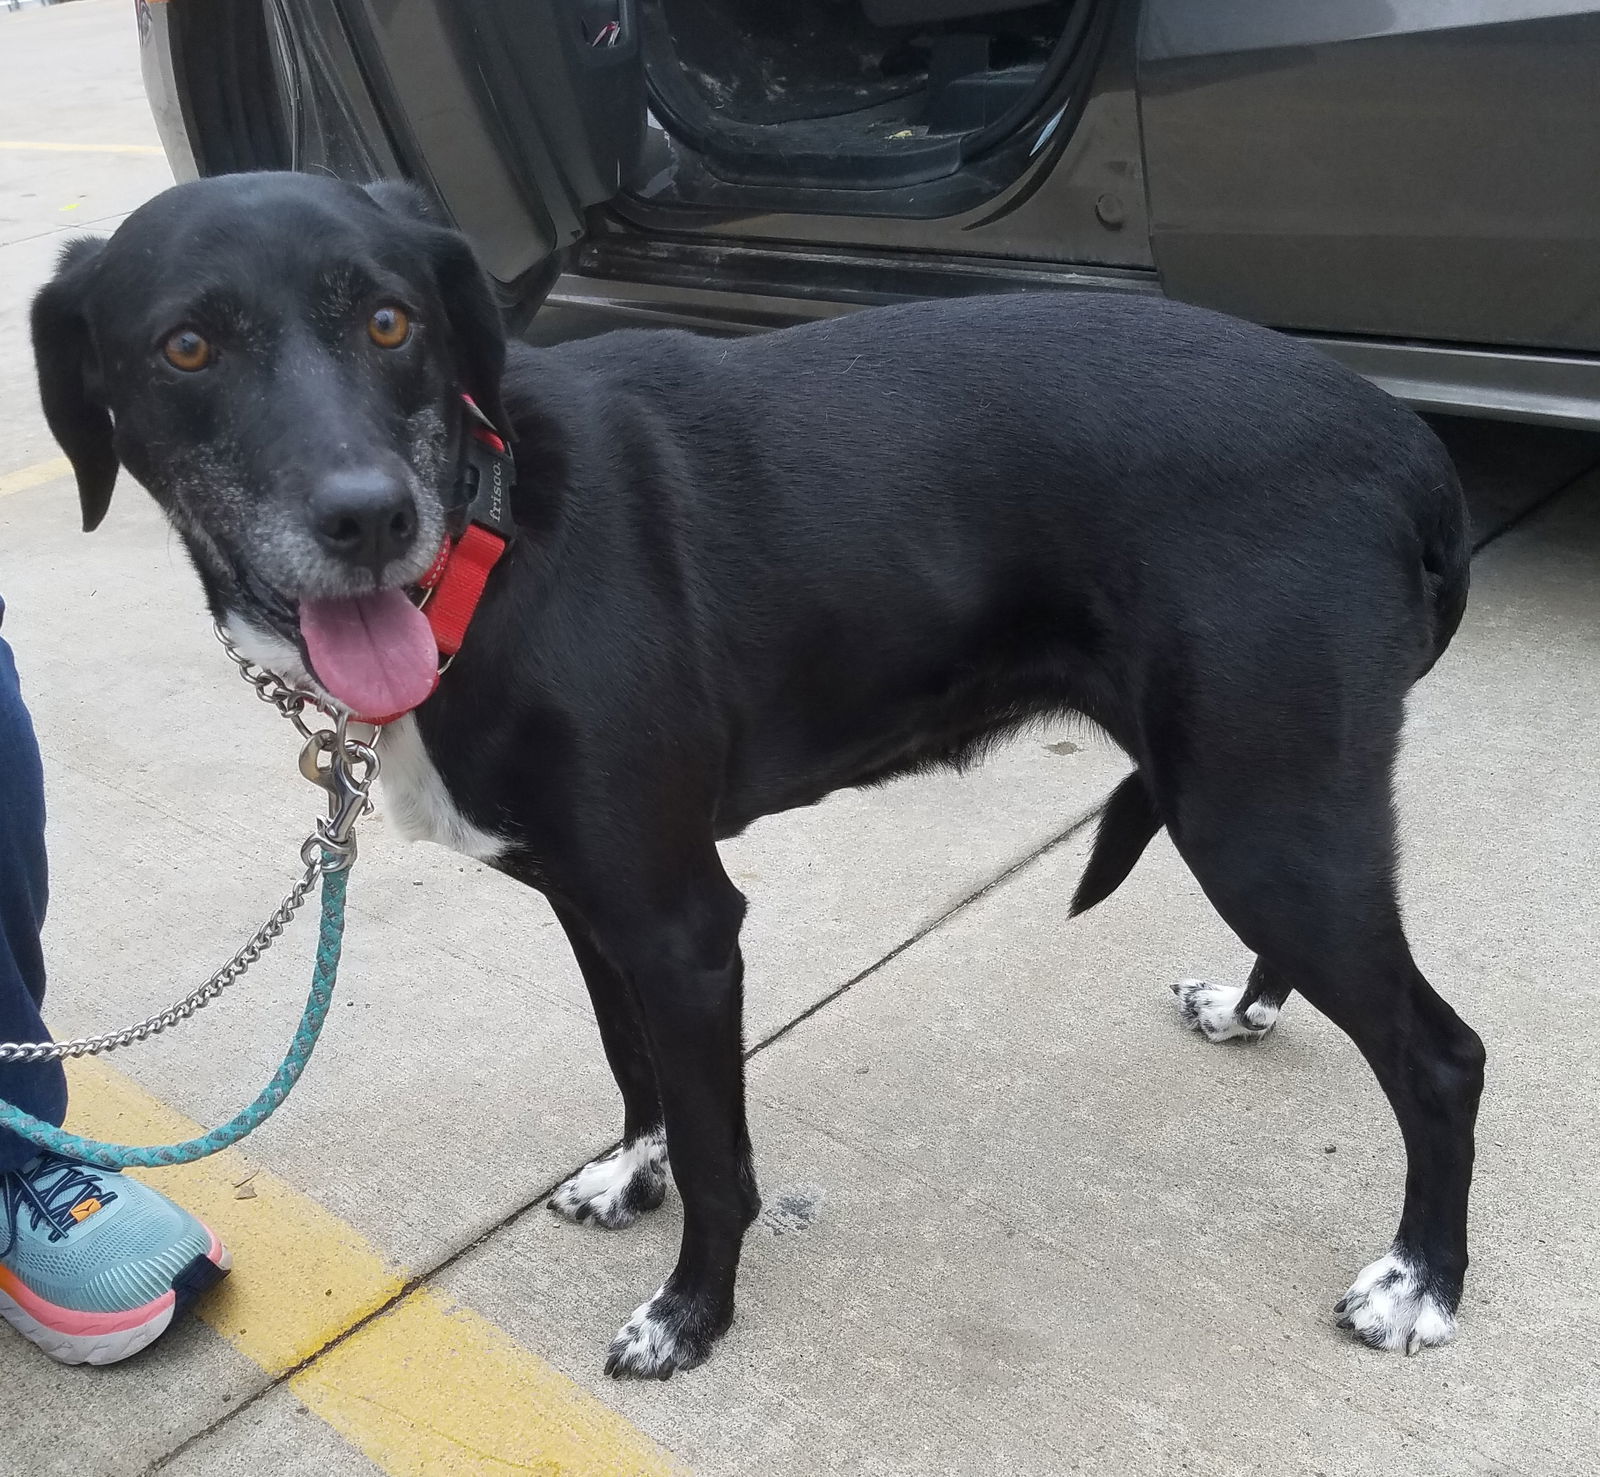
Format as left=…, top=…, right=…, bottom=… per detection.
left=136, top=0, right=1600, bottom=428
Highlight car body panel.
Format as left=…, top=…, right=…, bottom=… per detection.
left=1139, top=0, right=1600, bottom=351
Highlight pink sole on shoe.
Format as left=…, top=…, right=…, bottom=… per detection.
left=0, top=1225, right=231, bottom=1366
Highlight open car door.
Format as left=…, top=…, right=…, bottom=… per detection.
left=139, top=0, right=647, bottom=322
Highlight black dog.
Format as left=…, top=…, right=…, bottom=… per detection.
left=31, top=172, right=1483, bottom=1378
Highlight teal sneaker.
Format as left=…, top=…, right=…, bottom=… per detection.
left=0, top=1152, right=230, bottom=1365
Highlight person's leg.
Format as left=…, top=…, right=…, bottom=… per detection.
left=0, top=615, right=67, bottom=1162
left=0, top=610, right=231, bottom=1365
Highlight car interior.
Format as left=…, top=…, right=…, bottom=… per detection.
left=628, top=0, right=1094, bottom=190
left=164, top=0, right=1104, bottom=225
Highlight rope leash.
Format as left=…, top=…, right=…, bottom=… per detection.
left=0, top=630, right=378, bottom=1170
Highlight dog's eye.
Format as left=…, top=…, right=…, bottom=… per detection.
left=368, top=306, right=412, bottom=349
left=163, top=329, right=212, bottom=373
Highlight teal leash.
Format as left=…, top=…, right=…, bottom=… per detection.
left=0, top=632, right=381, bottom=1172
left=0, top=866, right=347, bottom=1170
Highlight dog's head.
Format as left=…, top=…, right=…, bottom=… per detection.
left=31, top=171, right=508, bottom=718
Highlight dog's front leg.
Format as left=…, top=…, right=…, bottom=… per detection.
left=545, top=900, right=670, bottom=1230
left=574, top=860, right=759, bottom=1379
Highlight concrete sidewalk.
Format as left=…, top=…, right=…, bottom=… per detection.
left=3, top=5, right=1599, bottom=1475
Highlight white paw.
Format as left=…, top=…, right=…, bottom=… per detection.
left=1336, top=1250, right=1458, bottom=1354
left=549, top=1132, right=668, bottom=1230
left=605, top=1286, right=677, bottom=1380
left=1172, top=978, right=1279, bottom=1042
left=603, top=1284, right=725, bottom=1380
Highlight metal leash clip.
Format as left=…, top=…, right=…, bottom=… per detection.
left=297, top=716, right=380, bottom=872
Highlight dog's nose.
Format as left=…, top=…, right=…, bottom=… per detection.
left=309, top=468, right=418, bottom=575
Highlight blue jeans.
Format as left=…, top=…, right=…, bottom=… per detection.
left=0, top=598, right=63, bottom=1174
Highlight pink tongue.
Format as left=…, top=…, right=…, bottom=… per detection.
left=298, top=590, right=438, bottom=719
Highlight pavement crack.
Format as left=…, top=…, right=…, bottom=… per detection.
left=307, top=1389, right=551, bottom=1473
left=745, top=796, right=1107, bottom=1063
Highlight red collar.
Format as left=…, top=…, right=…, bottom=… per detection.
left=359, top=397, right=515, bottom=726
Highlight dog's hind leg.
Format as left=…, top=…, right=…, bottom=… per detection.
left=1157, top=717, right=1484, bottom=1354
left=1068, top=770, right=1291, bottom=1039
left=546, top=900, right=669, bottom=1230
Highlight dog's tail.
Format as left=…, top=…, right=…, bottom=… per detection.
left=1070, top=770, right=1163, bottom=917
left=1416, top=457, right=1472, bottom=679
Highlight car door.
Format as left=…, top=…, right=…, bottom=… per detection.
left=139, top=0, right=647, bottom=324
left=1136, top=1, right=1600, bottom=353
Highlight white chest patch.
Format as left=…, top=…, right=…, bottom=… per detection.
left=376, top=715, right=508, bottom=862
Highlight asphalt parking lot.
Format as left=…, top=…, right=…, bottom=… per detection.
left=3, top=5, right=1599, bottom=1475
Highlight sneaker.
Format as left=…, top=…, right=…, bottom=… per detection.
left=0, top=1152, right=230, bottom=1365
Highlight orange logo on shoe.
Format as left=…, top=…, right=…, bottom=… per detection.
left=68, top=1198, right=104, bottom=1223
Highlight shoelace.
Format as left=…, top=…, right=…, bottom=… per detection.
left=1, top=1153, right=118, bottom=1252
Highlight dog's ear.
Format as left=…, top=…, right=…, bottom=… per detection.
left=427, top=228, right=511, bottom=439
left=31, top=236, right=117, bottom=532
left=364, top=180, right=510, bottom=437
left=362, top=178, right=437, bottom=224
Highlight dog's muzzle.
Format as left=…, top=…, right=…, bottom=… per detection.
left=293, top=395, right=517, bottom=725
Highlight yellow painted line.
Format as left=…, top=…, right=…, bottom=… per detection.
left=64, top=1057, right=685, bottom=1476
left=293, top=1294, right=687, bottom=1476
left=0, top=457, right=71, bottom=500
left=0, top=140, right=164, bottom=155
left=64, top=1055, right=407, bottom=1375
